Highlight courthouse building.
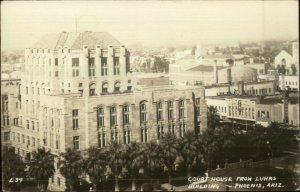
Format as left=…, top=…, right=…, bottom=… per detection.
left=8, top=31, right=207, bottom=191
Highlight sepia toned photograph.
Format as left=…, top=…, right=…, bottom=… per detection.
left=1, top=1, right=299, bottom=191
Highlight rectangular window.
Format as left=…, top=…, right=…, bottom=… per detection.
left=72, top=58, right=80, bottom=77
left=72, top=109, right=79, bottom=129
left=4, top=132, right=10, bottom=141
left=195, top=98, right=200, bottom=105
left=55, top=58, right=58, bottom=66
left=27, top=120, right=30, bottom=129
left=32, top=137, right=35, bottom=147
left=110, top=107, right=117, bottom=126
left=113, top=57, right=120, bottom=75
left=88, top=58, right=95, bottom=77
left=168, top=109, right=173, bottom=120
left=123, top=130, right=131, bottom=144
left=98, top=132, right=106, bottom=147
left=13, top=118, right=18, bottom=125
left=141, top=128, right=148, bottom=143
left=22, top=134, right=25, bottom=144
left=157, top=125, right=164, bottom=139
left=111, top=130, right=118, bottom=142
left=56, top=135, right=60, bottom=149
left=12, top=132, right=15, bottom=141
left=32, top=121, right=35, bottom=130
left=97, top=108, right=105, bottom=128
left=55, top=71, right=59, bottom=77
left=123, top=105, right=130, bottom=125
left=73, top=136, right=80, bottom=150
left=17, top=133, right=20, bottom=143
left=101, top=57, right=108, bottom=76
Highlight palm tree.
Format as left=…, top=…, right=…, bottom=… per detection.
left=124, top=142, right=145, bottom=191
left=219, top=126, right=235, bottom=163
left=200, top=128, right=221, bottom=171
left=144, top=141, right=163, bottom=183
left=250, top=126, right=268, bottom=160
left=178, top=130, right=198, bottom=177
left=207, top=106, right=219, bottom=129
left=28, top=147, right=55, bottom=192
left=160, top=133, right=179, bottom=185
left=83, top=147, right=107, bottom=192
left=2, top=146, right=26, bottom=191
left=107, top=142, right=126, bottom=192
left=58, top=148, right=83, bottom=192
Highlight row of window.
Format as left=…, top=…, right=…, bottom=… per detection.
left=72, top=100, right=188, bottom=129
left=25, top=87, right=51, bottom=95
left=229, top=106, right=255, bottom=119
left=11, top=132, right=40, bottom=148
left=25, top=120, right=39, bottom=132
left=97, top=123, right=187, bottom=149
left=25, top=100, right=40, bottom=115
left=257, top=111, right=270, bottom=118
left=279, top=81, right=298, bottom=86
left=89, top=81, right=132, bottom=96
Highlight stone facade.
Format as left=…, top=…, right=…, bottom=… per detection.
left=8, top=32, right=207, bottom=191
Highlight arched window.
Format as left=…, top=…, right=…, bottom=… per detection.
left=102, top=82, right=108, bottom=93
left=89, top=83, right=96, bottom=96
left=114, top=81, right=120, bottom=92
left=281, top=58, right=286, bottom=65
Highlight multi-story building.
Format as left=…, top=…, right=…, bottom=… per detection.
left=278, top=75, right=299, bottom=91
left=9, top=31, right=207, bottom=191
left=274, top=41, right=299, bottom=75
left=206, top=94, right=299, bottom=128
left=205, top=81, right=276, bottom=97
left=1, top=78, right=21, bottom=147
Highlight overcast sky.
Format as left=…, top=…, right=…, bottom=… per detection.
left=1, top=1, right=298, bottom=50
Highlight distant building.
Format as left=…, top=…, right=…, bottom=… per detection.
left=1, top=79, right=21, bottom=147
left=274, top=41, right=299, bottom=75
left=278, top=75, right=299, bottom=91
left=205, top=81, right=276, bottom=97
left=206, top=94, right=299, bottom=127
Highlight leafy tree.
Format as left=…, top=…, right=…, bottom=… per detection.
left=124, top=142, right=145, bottom=191
left=28, top=148, right=55, bottom=192
left=160, top=133, right=179, bottom=185
left=58, top=148, right=83, bottom=192
left=2, top=146, right=26, bottom=191
left=83, top=147, right=107, bottom=192
left=178, top=131, right=198, bottom=177
left=107, top=142, right=126, bottom=192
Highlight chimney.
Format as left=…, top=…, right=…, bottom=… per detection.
left=214, top=60, right=218, bottom=84
left=227, top=67, right=232, bottom=84
left=237, top=81, right=244, bottom=95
